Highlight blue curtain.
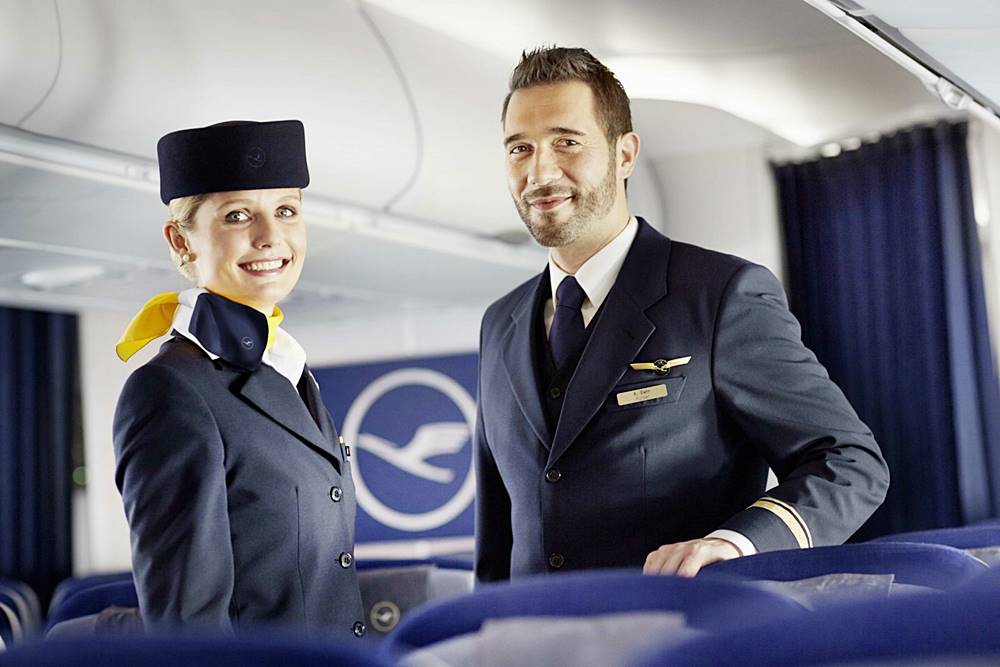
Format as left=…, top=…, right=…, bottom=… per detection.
left=0, top=306, right=77, bottom=604
left=774, top=121, right=1000, bottom=538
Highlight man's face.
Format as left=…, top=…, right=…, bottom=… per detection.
left=504, top=81, right=618, bottom=247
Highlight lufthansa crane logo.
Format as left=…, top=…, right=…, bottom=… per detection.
left=341, top=368, right=476, bottom=532
left=246, top=146, right=266, bottom=168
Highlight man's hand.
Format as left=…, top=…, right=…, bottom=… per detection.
left=643, top=538, right=742, bottom=577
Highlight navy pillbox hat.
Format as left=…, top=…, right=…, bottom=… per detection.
left=156, top=119, right=309, bottom=204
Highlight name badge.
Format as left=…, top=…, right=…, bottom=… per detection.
left=616, top=384, right=668, bottom=407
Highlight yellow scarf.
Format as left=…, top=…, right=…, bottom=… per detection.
left=116, top=291, right=284, bottom=362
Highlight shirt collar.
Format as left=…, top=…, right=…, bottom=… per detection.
left=172, top=288, right=306, bottom=387
left=548, top=216, right=639, bottom=309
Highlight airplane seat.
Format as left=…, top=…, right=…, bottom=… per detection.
left=378, top=570, right=804, bottom=665
left=358, top=560, right=474, bottom=640
left=48, top=573, right=133, bottom=618
left=0, top=592, right=26, bottom=643
left=0, top=601, right=20, bottom=648
left=45, top=581, right=138, bottom=634
left=0, top=634, right=393, bottom=666
left=0, top=580, right=40, bottom=634
left=632, top=584, right=1000, bottom=666
left=701, top=542, right=988, bottom=603
left=867, top=525, right=1000, bottom=565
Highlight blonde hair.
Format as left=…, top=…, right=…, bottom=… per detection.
left=166, top=194, right=209, bottom=282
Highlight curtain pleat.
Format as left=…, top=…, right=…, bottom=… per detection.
left=0, top=306, right=77, bottom=605
left=774, top=121, right=1000, bottom=537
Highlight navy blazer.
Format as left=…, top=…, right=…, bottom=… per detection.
left=114, top=337, right=367, bottom=638
left=475, top=219, right=890, bottom=581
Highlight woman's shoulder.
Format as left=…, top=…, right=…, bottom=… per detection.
left=124, top=337, right=217, bottom=391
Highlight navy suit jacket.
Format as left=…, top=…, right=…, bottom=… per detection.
left=475, top=219, right=889, bottom=581
left=114, top=337, right=367, bottom=637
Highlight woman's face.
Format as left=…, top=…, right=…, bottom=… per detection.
left=182, top=187, right=306, bottom=314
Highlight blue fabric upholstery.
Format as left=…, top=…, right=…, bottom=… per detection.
left=703, top=542, right=987, bottom=589
left=48, top=573, right=133, bottom=616
left=356, top=556, right=472, bottom=571
left=46, top=581, right=138, bottom=631
left=634, top=586, right=1000, bottom=666
left=0, top=634, right=389, bottom=666
left=380, top=570, right=803, bottom=658
left=870, top=525, right=1000, bottom=549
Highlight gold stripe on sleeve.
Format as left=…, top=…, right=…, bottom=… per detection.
left=761, top=496, right=813, bottom=548
left=750, top=499, right=810, bottom=549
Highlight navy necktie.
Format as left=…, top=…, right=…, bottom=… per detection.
left=550, top=276, right=587, bottom=371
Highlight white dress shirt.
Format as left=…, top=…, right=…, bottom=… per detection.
left=544, top=217, right=639, bottom=337
left=541, top=217, right=757, bottom=557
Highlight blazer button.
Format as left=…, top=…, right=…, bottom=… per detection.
left=330, top=486, right=343, bottom=502
left=548, top=553, right=565, bottom=569
left=353, top=621, right=367, bottom=637
left=545, top=468, right=561, bottom=483
left=339, top=552, right=354, bottom=568
left=549, top=386, right=562, bottom=399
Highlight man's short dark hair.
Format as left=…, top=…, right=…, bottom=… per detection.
left=501, top=46, right=633, bottom=143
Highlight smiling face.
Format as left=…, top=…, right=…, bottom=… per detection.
left=166, top=187, right=305, bottom=314
left=504, top=81, right=624, bottom=249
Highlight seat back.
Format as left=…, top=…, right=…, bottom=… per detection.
left=381, top=570, right=803, bottom=661
left=702, top=542, right=987, bottom=589
left=0, top=634, right=391, bottom=666
left=634, top=584, right=1000, bottom=666
left=869, top=525, right=1000, bottom=565
left=49, top=573, right=133, bottom=617
left=0, top=580, right=40, bottom=633
left=46, top=581, right=138, bottom=631
left=359, top=564, right=473, bottom=639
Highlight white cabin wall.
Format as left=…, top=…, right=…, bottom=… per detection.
left=648, top=145, right=785, bottom=283
left=970, top=118, right=1000, bottom=367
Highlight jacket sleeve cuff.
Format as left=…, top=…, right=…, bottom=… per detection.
left=706, top=529, right=757, bottom=557
left=718, top=496, right=814, bottom=552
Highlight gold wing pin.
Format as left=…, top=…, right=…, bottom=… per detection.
left=629, top=356, right=691, bottom=374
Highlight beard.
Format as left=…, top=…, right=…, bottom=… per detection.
left=514, top=155, right=617, bottom=248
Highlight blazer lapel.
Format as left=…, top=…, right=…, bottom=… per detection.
left=299, top=367, right=345, bottom=471
left=500, top=270, right=553, bottom=449
left=237, top=366, right=341, bottom=467
left=548, top=219, right=671, bottom=467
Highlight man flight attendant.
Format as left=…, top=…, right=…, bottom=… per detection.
left=474, top=47, right=889, bottom=581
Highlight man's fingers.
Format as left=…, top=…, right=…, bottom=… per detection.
left=644, top=539, right=742, bottom=576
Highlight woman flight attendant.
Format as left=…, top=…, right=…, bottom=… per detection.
left=113, top=120, right=367, bottom=640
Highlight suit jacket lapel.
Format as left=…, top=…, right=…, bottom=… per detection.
left=548, top=219, right=671, bottom=466
left=238, top=366, right=342, bottom=469
left=500, top=270, right=553, bottom=449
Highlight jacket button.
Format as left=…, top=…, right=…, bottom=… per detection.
left=549, top=386, right=562, bottom=399
left=330, top=486, right=343, bottom=502
left=353, top=621, right=366, bottom=637
left=549, top=553, right=565, bottom=569
left=545, top=468, right=561, bottom=483
left=339, top=552, right=354, bottom=568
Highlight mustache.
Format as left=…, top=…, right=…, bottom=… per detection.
left=522, top=187, right=575, bottom=203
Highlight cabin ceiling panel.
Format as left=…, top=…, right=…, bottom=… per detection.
left=363, top=0, right=852, bottom=60
left=852, top=1, right=1000, bottom=29
left=856, top=1, right=1000, bottom=109
left=301, top=230, right=537, bottom=307
left=359, top=6, right=518, bottom=235
left=0, top=0, right=61, bottom=125
left=0, top=163, right=167, bottom=260
left=16, top=0, right=416, bottom=210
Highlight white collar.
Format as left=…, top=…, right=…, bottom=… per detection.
left=548, top=216, right=639, bottom=311
left=171, top=288, right=307, bottom=388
